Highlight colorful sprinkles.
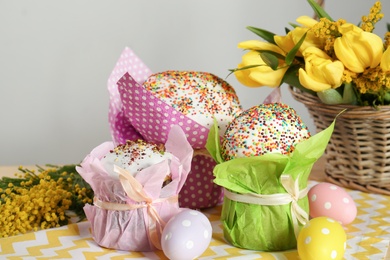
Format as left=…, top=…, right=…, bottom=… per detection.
left=222, top=103, right=311, bottom=161
left=143, top=71, right=243, bottom=133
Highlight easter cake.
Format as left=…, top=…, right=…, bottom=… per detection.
left=222, top=102, right=311, bottom=160
left=109, top=48, right=245, bottom=209
left=143, top=70, right=243, bottom=136
left=207, top=101, right=335, bottom=251
left=76, top=125, right=193, bottom=251
left=138, top=70, right=243, bottom=209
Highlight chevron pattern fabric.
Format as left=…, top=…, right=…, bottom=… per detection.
left=0, top=181, right=389, bottom=259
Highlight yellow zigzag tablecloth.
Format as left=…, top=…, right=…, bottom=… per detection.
left=0, top=182, right=389, bottom=260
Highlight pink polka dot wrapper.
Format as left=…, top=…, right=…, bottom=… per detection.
left=107, top=47, right=152, bottom=145
left=106, top=47, right=241, bottom=209
left=117, top=72, right=211, bottom=149
left=116, top=72, right=223, bottom=208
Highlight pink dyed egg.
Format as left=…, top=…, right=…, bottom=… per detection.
left=308, top=182, right=357, bottom=225
left=161, top=209, right=212, bottom=260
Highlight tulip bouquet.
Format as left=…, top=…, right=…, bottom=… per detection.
left=233, top=0, right=390, bottom=106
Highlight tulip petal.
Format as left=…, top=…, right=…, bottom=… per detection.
left=291, top=27, right=324, bottom=53
left=250, top=67, right=287, bottom=87
left=298, top=68, right=331, bottom=92
left=357, top=32, right=383, bottom=69
left=338, top=23, right=363, bottom=34
left=381, top=47, right=390, bottom=72
left=274, top=33, right=297, bottom=54
left=322, top=61, right=344, bottom=87
left=334, top=36, right=364, bottom=73
left=235, top=67, right=262, bottom=87
left=296, top=16, right=318, bottom=27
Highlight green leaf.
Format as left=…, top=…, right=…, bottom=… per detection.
left=288, top=22, right=300, bottom=29
left=247, top=26, right=276, bottom=44
left=227, top=64, right=262, bottom=78
left=285, top=33, right=306, bottom=65
left=260, top=52, right=279, bottom=70
left=384, top=92, right=390, bottom=103
left=317, top=89, right=343, bottom=104
left=307, top=0, right=334, bottom=21
left=342, top=82, right=357, bottom=105
left=205, top=118, right=224, bottom=164
left=259, top=50, right=285, bottom=60
left=230, top=64, right=262, bottom=72
left=387, top=22, right=390, bottom=32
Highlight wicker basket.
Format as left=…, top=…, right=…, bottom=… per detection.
left=289, top=86, right=390, bottom=195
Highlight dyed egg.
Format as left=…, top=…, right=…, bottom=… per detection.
left=298, top=217, right=347, bottom=260
left=161, top=209, right=212, bottom=260
left=308, top=182, right=357, bottom=225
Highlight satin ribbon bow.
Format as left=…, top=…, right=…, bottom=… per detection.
left=280, top=174, right=309, bottom=237
left=223, top=173, right=309, bottom=238
left=94, top=165, right=178, bottom=250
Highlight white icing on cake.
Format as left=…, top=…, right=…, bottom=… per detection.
left=222, top=103, right=311, bottom=161
left=101, top=140, right=172, bottom=179
left=143, top=71, right=242, bottom=135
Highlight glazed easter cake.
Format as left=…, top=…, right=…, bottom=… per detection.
left=222, top=103, right=311, bottom=160
left=140, top=71, right=243, bottom=208
left=76, top=126, right=193, bottom=251
left=143, top=70, right=242, bottom=137
left=109, top=50, right=243, bottom=209
left=206, top=102, right=335, bottom=251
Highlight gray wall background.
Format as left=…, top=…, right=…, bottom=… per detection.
left=1, top=0, right=389, bottom=165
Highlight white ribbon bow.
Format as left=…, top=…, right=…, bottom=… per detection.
left=223, top=173, right=309, bottom=238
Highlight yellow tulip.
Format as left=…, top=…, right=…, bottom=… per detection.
left=338, top=23, right=363, bottom=34
left=298, top=47, right=344, bottom=92
left=274, top=16, right=318, bottom=54
left=381, top=46, right=390, bottom=72
left=274, top=25, right=323, bottom=56
left=334, top=23, right=383, bottom=73
left=274, top=33, right=297, bottom=55
left=291, top=27, right=324, bottom=52
left=235, top=50, right=288, bottom=87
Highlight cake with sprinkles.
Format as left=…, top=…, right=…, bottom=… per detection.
left=143, top=71, right=242, bottom=135
left=221, top=103, right=311, bottom=161
left=101, top=139, right=173, bottom=184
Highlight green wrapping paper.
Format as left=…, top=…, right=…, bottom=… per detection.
left=206, top=118, right=335, bottom=251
